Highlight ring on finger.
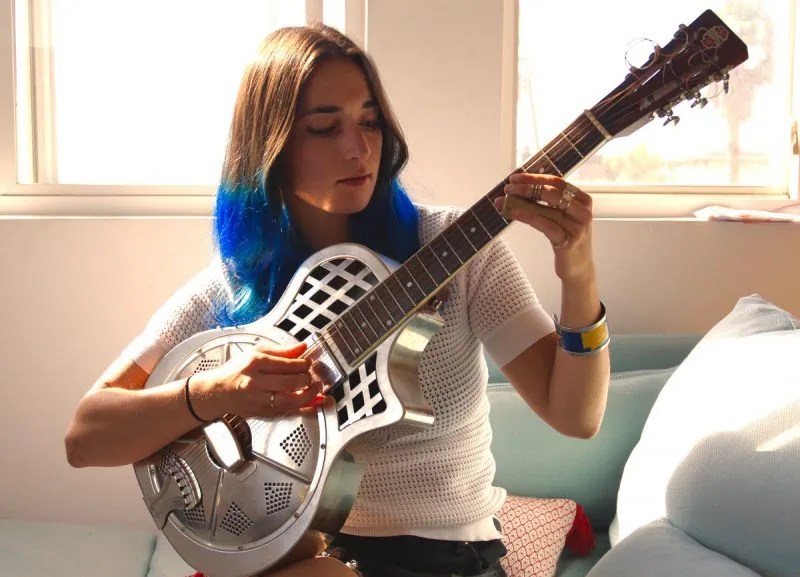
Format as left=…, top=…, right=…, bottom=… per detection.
left=528, top=183, right=544, bottom=203
left=557, top=189, right=575, bottom=212
left=558, top=183, right=580, bottom=212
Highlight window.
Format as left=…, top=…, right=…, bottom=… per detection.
left=517, top=0, right=798, bottom=196
left=13, top=0, right=308, bottom=187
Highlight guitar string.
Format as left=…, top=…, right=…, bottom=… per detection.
left=292, top=91, right=635, bottom=370
left=290, top=61, right=685, bottom=373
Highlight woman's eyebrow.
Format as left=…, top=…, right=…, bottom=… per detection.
left=301, top=100, right=378, bottom=116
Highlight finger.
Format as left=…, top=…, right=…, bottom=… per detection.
left=502, top=182, right=593, bottom=227
left=252, top=341, right=307, bottom=358
left=507, top=172, right=564, bottom=188
left=495, top=196, right=570, bottom=245
left=253, top=352, right=311, bottom=374
left=263, top=385, right=321, bottom=415
left=255, top=372, right=314, bottom=393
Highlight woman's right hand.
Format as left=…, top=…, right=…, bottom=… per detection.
left=190, top=342, right=320, bottom=420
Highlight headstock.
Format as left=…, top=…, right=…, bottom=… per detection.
left=594, top=9, right=749, bottom=138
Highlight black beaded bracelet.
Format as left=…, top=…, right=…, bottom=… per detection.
left=184, top=375, right=211, bottom=423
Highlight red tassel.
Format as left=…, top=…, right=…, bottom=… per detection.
left=565, top=503, right=595, bottom=556
left=188, top=573, right=205, bottom=577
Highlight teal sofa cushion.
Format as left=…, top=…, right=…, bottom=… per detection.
left=0, top=519, right=155, bottom=577
left=587, top=519, right=762, bottom=577
left=489, top=366, right=676, bottom=530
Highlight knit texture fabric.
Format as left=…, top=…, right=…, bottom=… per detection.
left=121, top=204, right=555, bottom=539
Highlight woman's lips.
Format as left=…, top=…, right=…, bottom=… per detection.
left=338, top=175, right=370, bottom=186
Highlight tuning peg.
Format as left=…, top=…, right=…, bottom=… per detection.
left=691, top=97, right=708, bottom=109
left=722, top=72, right=730, bottom=94
left=661, top=109, right=680, bottom=126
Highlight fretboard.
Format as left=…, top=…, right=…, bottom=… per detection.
left=323, top=109, right=609, bottom=367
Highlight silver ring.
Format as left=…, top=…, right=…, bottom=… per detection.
left=558, top=183, right=580, bottom=212
left=557, top=190, right=575, bottom=212
left=269, top=391, right=276, bottom=408
left=529, top=183, right=544, bottom=203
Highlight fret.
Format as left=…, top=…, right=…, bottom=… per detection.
left=551, top=141, right=583, bottom=174
left=362, top=290, right=393, bottom=333
left=373, top=283, right=404, bottom=327
left=329, top=319, right=357, bottom=363
left=444, top=222, right=476, bottom=262
left=393, top=263, right=427, bottom=303
left=458, top=208, right=492, bottom=247
left=339, top=311, right=371, bottom=357
left=540, top=150, right=564, bottom=176
left=405, top=253, right=438, bottom=295
left=385, top=274, right=416, bottom=313
left=560, top=131, right=585, bottom=158
left=419, top=244, right=450, bottom=286
left=349, top=301, right=380, bottom=341
left=429, top=234, right=464, bottom=275
left=573, top=117, right=607, bottom=158
left=472, top=197, right=508, bottom=237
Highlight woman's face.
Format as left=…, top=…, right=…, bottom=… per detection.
left=282, top=58, right=384, bottom=215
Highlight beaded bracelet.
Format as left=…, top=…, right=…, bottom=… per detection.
left=553, top=302, right=610, bottom=356
left=184, top=375, right=212, bottom=423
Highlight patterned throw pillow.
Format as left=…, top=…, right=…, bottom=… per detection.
left=497, top=495, right=594, bottom=577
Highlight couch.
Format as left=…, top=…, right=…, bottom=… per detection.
left=1, top=294, right=797, bottom=577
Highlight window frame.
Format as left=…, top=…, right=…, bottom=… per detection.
left=507, top=0, right=800, bottom=219
left=0, top=0, right=797, bottom=218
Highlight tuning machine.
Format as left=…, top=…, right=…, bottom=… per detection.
left=657, top=107, right=680, bottom=127
left=689, top=91, right=708, bottom=109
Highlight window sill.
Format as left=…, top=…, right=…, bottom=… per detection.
left=0, top=187, right=795, bottom=220
left=592, top=193, right=796, bottom=220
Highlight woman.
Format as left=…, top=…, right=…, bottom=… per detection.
left=65, top=23, right=610, bottom=577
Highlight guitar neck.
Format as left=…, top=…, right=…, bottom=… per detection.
left=322, top=109, right=611, bottom=368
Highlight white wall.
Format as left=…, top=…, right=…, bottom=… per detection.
left=1, top=0, right=799, bottom=529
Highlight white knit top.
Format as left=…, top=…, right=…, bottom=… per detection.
left=122, top=204, right=555, bottom=542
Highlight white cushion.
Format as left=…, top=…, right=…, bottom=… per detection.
left=0, top=519, right=154, bottom=577
left=588, top=519, right=761, bottom=577
left=611, top=295, right=800, bottom=577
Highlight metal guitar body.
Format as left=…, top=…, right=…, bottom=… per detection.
left=133, top=244, right=439, bottom=577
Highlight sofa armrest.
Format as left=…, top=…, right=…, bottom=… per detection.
left=488, top=367, right=676, bottom=530
left=606, top=334, right=700, bottom=373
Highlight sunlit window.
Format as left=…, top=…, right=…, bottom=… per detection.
left=15, top=0, right=307, bottom=185
left=517, top=0, right=797, bottom=193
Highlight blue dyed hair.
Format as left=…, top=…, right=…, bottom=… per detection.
left=212, top=25, right=419, bottom=326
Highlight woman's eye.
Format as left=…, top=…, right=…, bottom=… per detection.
left=361, top=118, right=383, bottom=130
left=307, top=125, right=338, bottom=136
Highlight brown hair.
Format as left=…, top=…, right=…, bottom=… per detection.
left=221, top=23, right=408, bottom=194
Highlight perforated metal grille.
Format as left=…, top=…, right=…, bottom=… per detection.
left=184, top=503, right=206, bottom=525
left=264, top=482, right=293, bottom=516
left=279, top=425, right=312, bottom=467
left=332, top=354, right=385, bottom=429
left=276, top=257, right=378, bottom=341
left=194, top=358, right=220, bottom=373
left=156, top=451, right=198, bottom=509
left=275, top=256, right=385, bottom=428
left=220, top=502, right=252, bottom=536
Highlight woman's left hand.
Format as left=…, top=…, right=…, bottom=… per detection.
left=495, top=172, right=596, bottom=284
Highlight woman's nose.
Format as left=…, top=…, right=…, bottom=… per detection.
left=341, top=124, right=371, bottom=161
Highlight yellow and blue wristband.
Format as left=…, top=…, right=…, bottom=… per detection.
left=554, top=302, right=610, bottom=356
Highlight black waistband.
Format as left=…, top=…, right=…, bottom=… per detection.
left=326, top=533, right=507, bottom=577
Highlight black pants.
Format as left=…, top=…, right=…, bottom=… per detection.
left=325, top=533, right=507, bottom=577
